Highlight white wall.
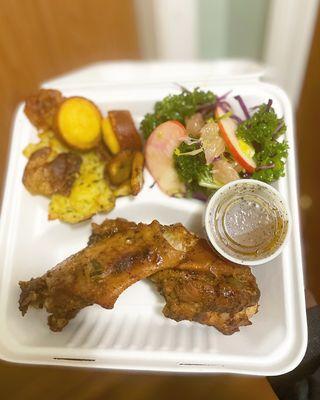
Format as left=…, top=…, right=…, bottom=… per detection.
left=134, top=0, right=319, bottom=106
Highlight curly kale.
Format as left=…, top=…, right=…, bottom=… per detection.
left=140, top=88, right=216, bottom=139
left=173, top=142, right=219, bottom=197
left=237, top=102, right=289, bottom=183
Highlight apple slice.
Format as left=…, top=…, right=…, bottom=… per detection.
left=145, top=120, right=187, bottom=196
left=215, top=106, right=256, bottom=173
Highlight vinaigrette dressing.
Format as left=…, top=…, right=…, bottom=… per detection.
left=207, top=181, right=289, bottom=263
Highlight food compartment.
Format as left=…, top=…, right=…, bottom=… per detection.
left=0, top=82, right=306, bottom=374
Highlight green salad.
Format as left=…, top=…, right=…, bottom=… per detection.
left=142, top=88, right=288, bottom=198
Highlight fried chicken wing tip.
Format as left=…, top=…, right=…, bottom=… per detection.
left=18, top=277, right=46, bottom=316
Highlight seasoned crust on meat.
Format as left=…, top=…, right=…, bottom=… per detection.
left=22, top=147, right=82, bottom=196
left=19, top=218, right=260, bottom=334
left=151, top=239, right=260, bottom=335
left=19, top=220, right=197, bottom=331
left=88, top=219, right=260, bottom=335
left=150, top=269, right=259, bottom=335
left=24, top=89, right=64, bottom=130
left=89, top=218, right=137, bottom=245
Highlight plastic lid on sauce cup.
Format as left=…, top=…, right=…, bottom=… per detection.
left=204, top=179, right=291, bottom=266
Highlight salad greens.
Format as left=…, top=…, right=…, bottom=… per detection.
left=142, top=87, right=289, bottom=198
left=173, top=142, right=219, bottom=197
left=140, top=88, right=216, bottom=139
left=173, top=100, right=289, bottom=196
left=237, top=103, right=288, bottom=183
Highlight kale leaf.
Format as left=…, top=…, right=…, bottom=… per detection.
left=173, top=142, right=218, bottom=196
left=237, top=103, right=289, bottom=183
left=140, top=88, right=216, bottom=139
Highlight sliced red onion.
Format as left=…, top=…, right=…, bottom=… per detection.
left=250, top=99, right=273, bottom=114
left=212, top=155, right=221, bottom=162
left=192, top=191, right=208, bottom=202
left=217, top=90, right=232, bottom=102
left=197, top=102, right=212, bottom=111
left=197, top=92, right=232, bottom=116
left=197, top=102, right=216, bottom=116
left=174, top=83, right=191, bottom=93
left=265, top=99, right=273, bottom=112
left=231, top=115, right=243, bottom=124
left=219, top=100, right=231, bottom=109
left=205, top=153, right=222, bottom=164
left=217, top=100, right=242, bottom=123
left=256, top=163, right=275, bottom=171
left=272, top=121, right=284, bottom=138
left=218, top=101, right=231, bottom=113
left=234, top=95, right=250, bottom=119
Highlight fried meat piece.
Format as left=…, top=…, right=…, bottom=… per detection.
left=150, top=239, right=260, bottom=335
left=22, top=147, right=82, bottom=196
left=24, top=89, right=64, bottom=130
left=19, top=220, right=197, bottom=331
left=89, top=219, right=260, bottom=335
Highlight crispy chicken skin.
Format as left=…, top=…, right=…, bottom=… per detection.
left=24, top=89, right=64, bottom=130
left=19, top=220, right=197, bottom=331
left=19, top=218, right=260, bottom=334
left=23, top=147, right=82, bottom=196
left=89, top=219, right=260, bottom=335
left=88, top=218, right=137, bottom=245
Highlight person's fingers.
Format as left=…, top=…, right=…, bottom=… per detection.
left=306, top=289, right=317, bottom=308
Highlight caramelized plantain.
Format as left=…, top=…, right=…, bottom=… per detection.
left=105, top=150, right=134, bottom=186
left=131, top=152, right=144, bottom=195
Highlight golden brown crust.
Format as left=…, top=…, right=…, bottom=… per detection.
left=131, top=151, right=144, bottom=195
left=151, top=268, right=259, bottom=335
left=22, top=147, right=82, bottom=196
left=113, top=180, right=132, bottom=197
left=108, top=110, right=142, bottom=151
left=24, top=89, right=64, bottom=130
left=150, top=239, right=260, bottom=335
left=105, top=149, right=134, bottom=186
left=89, top=218, right=137, bottom=245
left=89, top=219, right=260, bottom=335
left=18, top=218, right=260, bottom=334
left=95, top=142, right=112, bottom=162
left=19, top=220, right=197, bottom=331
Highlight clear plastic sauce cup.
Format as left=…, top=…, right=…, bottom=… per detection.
left=204, top=179, right=291, bottom=266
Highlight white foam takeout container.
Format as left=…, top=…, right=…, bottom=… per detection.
left=0, top=62, right=307, bottom=375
